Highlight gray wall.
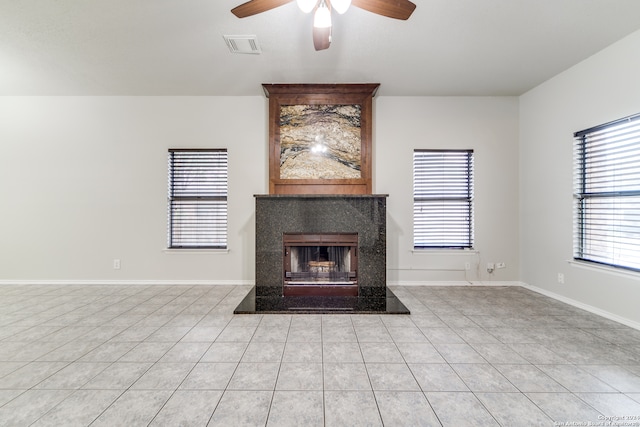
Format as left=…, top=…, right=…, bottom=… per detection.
left=376, top=97, right=520, bottom=284
left=0, top=95, right=519, bottom=284
left=0, top=96, right=266, bottom=283
left=519, top=29, right=640, bottom=325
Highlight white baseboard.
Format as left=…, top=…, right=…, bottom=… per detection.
left=522, top=283, right=640, bottom=331
left=0, top=280, right=255, bottom=286
left=388, top=280, right=521, bottom=287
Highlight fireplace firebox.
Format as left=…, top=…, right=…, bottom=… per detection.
left=283, top=233, right=358, bottom=296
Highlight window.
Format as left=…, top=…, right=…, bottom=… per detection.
left=573, top=113, right=640, bottom=272
left=413, top=149, right=474, bottom=249
left=168, top=149, right=228, bottom=249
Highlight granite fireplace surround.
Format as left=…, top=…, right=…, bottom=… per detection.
left=234, top=195, right=410, bottom=314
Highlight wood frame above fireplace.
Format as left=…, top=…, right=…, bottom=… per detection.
left=263, top=83, right=379, bottom=195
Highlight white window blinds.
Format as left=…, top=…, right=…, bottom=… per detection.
left=573, top=113, right=640, bottom=271
left=168, top=149, right=228, bottom=249
left=413, top=150, right=474, bottom=249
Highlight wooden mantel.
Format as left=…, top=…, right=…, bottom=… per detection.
left=263, top=83, right=379, bottom=195
left=262, top=83, right=380, bottom=98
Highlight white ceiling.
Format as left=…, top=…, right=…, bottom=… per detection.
left=2, top=0, right=640, bottom=96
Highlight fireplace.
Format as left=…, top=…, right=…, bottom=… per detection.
left=234, top=195, right=409, bottom=314
left=283, top=233, right=358, bottom=296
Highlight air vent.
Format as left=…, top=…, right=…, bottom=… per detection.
left=223, top=35, right=262, bottom=54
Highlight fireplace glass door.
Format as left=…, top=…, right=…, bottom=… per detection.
left=283, top=233, right=358, bottom=296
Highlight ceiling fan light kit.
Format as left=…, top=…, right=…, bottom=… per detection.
left=331, top=0, right=351, bottom=14
left=231, top=0, right=416, bottom=50
left=313, top=1, right=332, bottom=28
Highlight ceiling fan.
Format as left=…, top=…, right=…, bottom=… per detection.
left=231, top=0, right=416, bottom=51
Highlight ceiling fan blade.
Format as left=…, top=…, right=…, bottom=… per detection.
left=351, top=0, right=416, bottom=20
left=313, top=26, right=331, bottom=51
left=231, top=0, right=294, bottom=18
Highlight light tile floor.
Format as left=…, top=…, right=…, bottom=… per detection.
left=1, top=284, right=640, bottom=426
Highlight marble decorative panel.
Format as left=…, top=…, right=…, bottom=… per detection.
left=279, top=105, right=361, bottom=180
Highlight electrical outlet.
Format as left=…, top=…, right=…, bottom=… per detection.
left=496, top=262, right=506, bottom=269
left=465, top=262, right=471, bottom=271
left=487, top=263, right=495, bottom=273
left=557, top=273, right=564, bottom=284
left=113, top=259, right=121, bottom=270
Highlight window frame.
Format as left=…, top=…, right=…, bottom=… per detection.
left=573, top=113, right=640, bottom=273
left=167, top=148, right=228, bottom=249
left=413, top=149, right=474, bottom=250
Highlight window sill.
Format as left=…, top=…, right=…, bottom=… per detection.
left=568, top=260, right=640, bottom=281
left=412, top=249, right=478, bottom=255
left=163, top=248, right=229, bottom=254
